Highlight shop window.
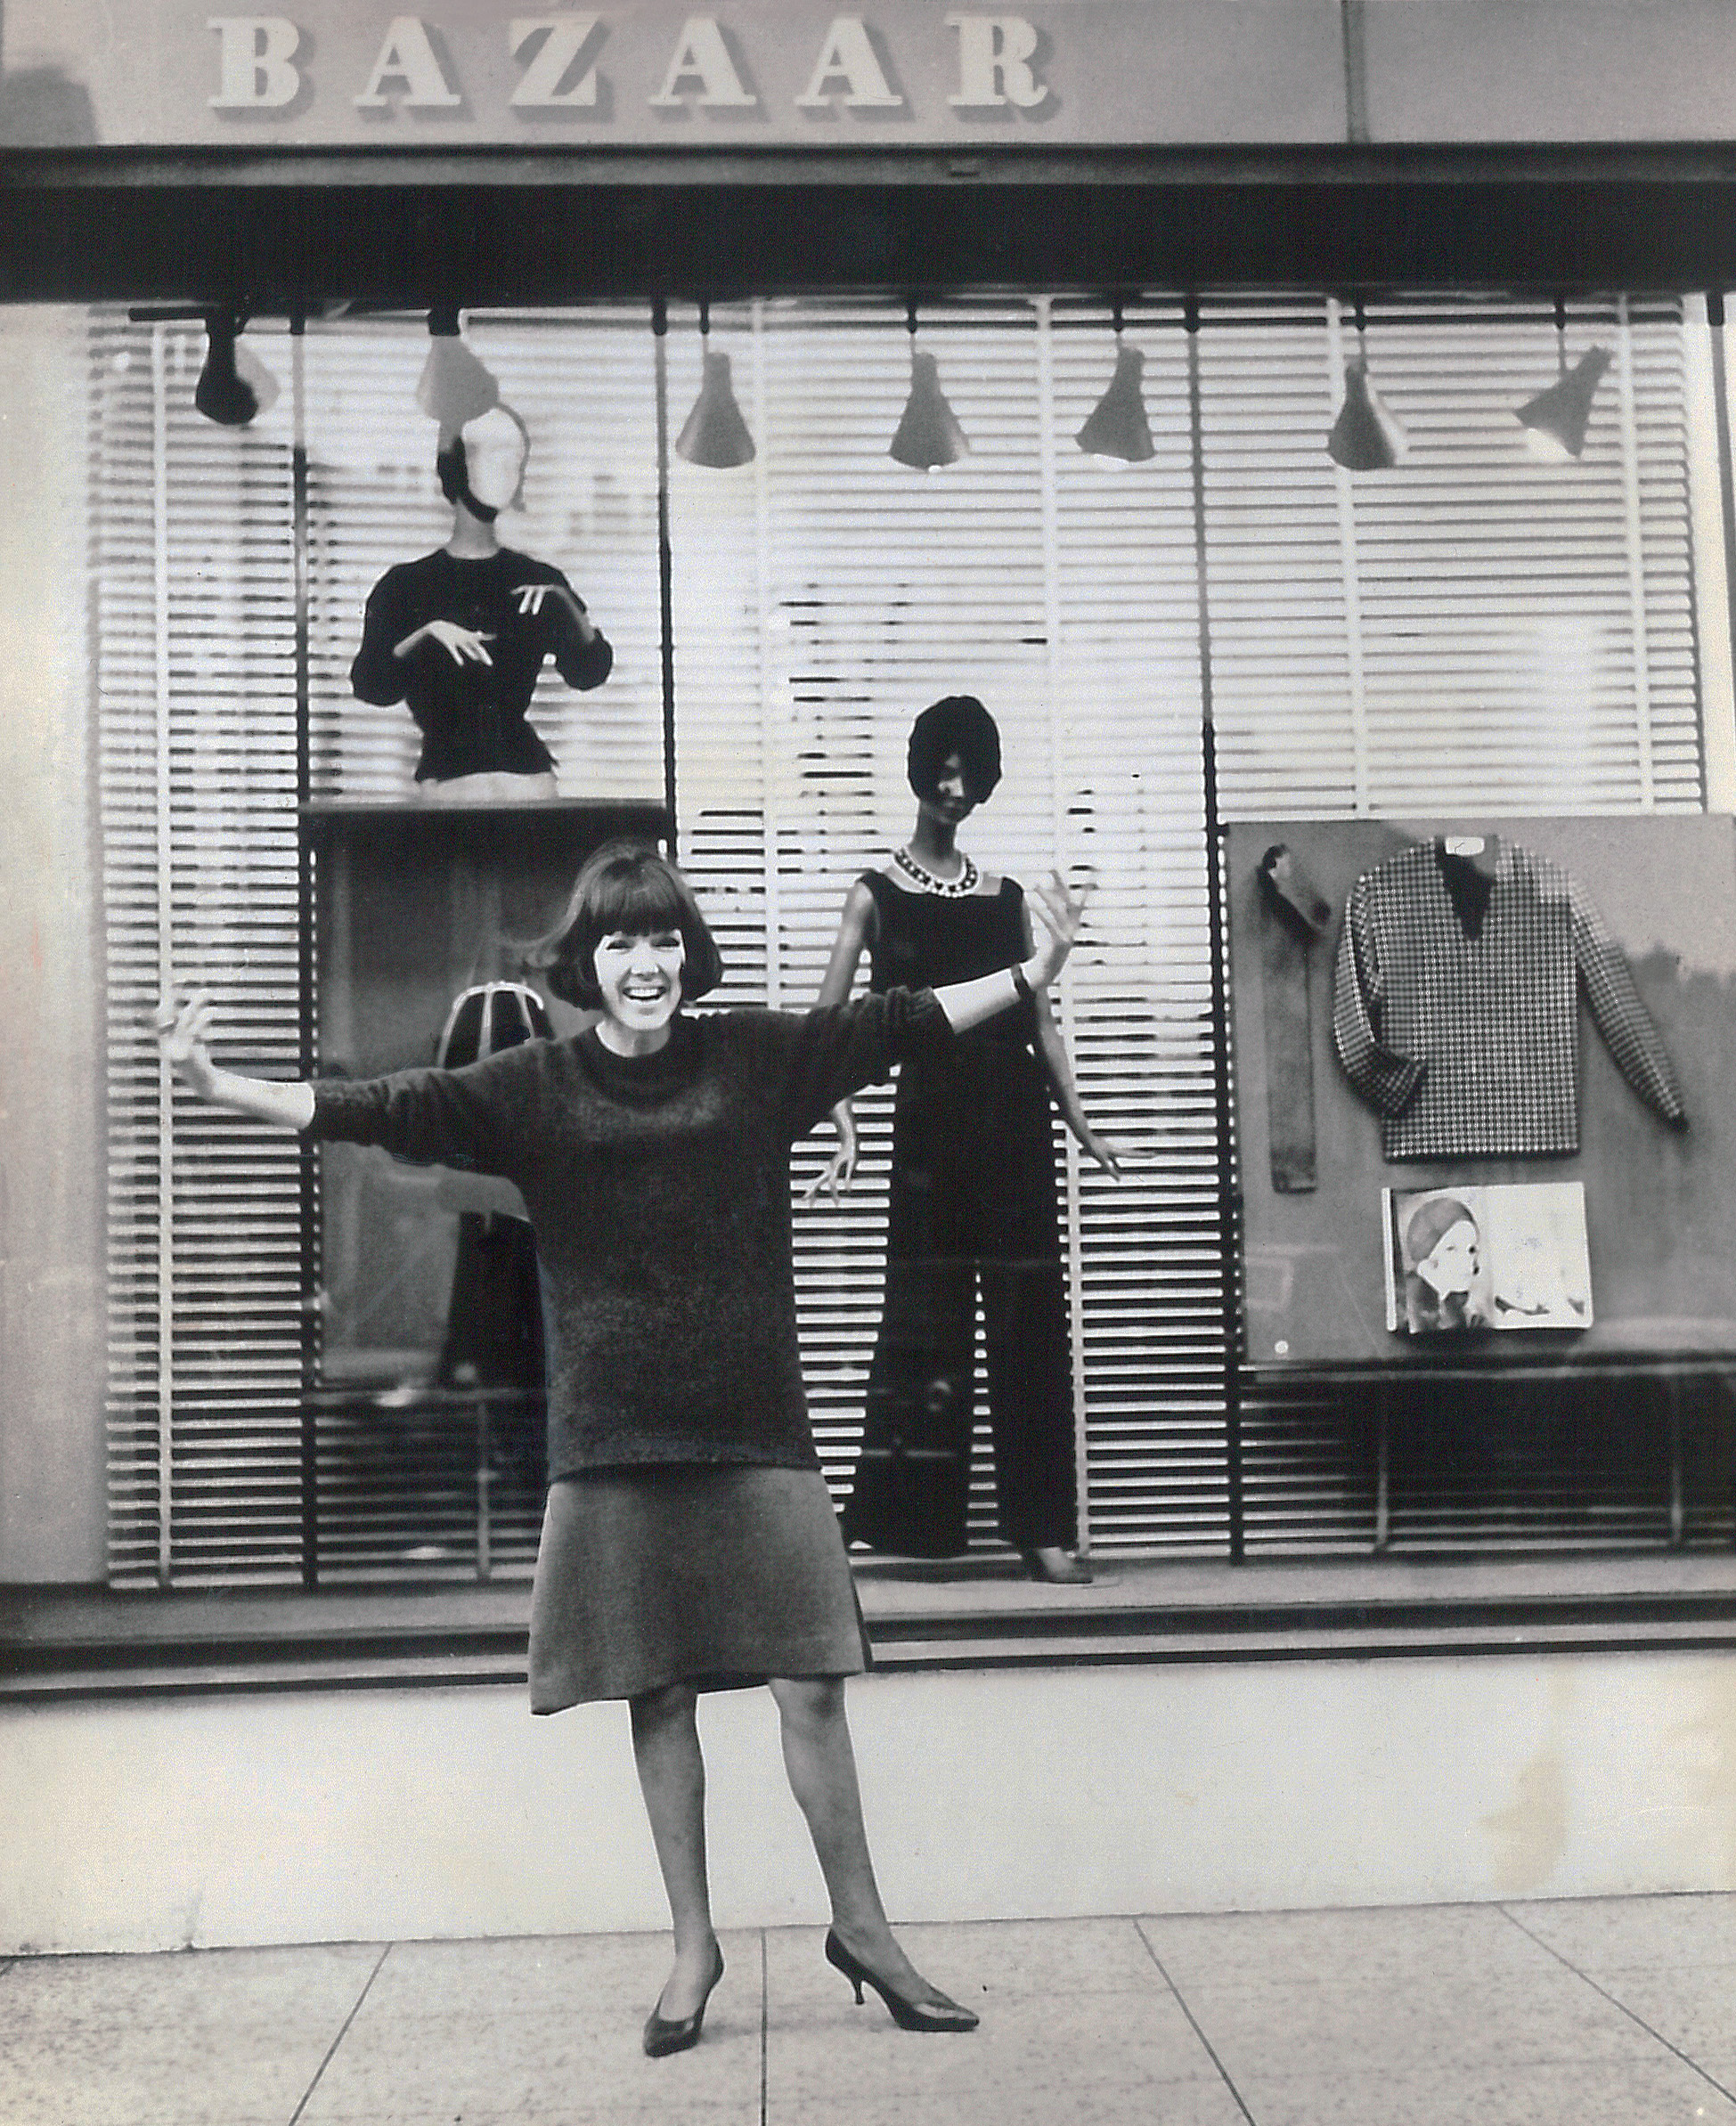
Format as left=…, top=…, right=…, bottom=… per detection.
left=92, top=296, right=1721, bottom=1586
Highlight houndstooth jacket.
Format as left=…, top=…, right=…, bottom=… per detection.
left=1331, top=840, right=1685, bottom=1159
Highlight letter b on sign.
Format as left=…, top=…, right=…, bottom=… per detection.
left=208, top=17, right=303, bottom=109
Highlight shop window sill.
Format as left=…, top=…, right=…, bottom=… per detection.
left=5, top=1552, right=1736, bottom=1704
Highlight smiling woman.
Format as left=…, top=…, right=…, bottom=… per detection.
left=527, top=842, right=724, bottom=1048
left=155, top=835, right=1090, bottom=2049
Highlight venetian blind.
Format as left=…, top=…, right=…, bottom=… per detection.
left=1205, top=296, right=1701, bottom=821
left=95, top=315, right=307, bottom=1585
left=667, top=297, right=1227, bottom=1557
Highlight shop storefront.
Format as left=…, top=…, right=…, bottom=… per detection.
left=6, top=2, right=1736, bottom=1601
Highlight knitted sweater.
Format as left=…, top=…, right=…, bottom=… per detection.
left=349, top=547, right=613, bottom=782
left=1332, top=839, right=1684, bottom=1159
left=306, top=991, right=947, bottom=1479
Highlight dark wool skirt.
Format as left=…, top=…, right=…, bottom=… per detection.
left=528, top=1464, right=870, bottom=1712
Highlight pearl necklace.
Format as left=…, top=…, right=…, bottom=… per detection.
left=893, top=845, right=980, bottom=898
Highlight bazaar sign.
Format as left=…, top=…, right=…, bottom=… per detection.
left=0, top=0, right=1732, bottom=150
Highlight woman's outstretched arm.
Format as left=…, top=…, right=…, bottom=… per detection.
left=932, top=871, right=1088, bottom=1032
left=803, top=879, right=877, bottom=1204
left=1019, top=896, right=1122, bottom=1178
left=780, top=874, right=1093, bottom=1136
left=155, top=991, right=315, bottom=1128
left=155, top=990, right=520, bottom=1175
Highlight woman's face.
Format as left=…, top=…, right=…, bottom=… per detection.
left=593, top=929, right=685, bottom=1037
left=919, top=750, right=976, bottom=830
left=1417, top=1218, right=1480, bottom=1299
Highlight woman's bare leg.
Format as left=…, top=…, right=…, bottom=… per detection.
left=767, top=1674, right=964, bottom=2005
left=630, top=1682, right=721, bottom=2016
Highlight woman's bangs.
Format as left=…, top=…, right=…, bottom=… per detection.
left=591, top=864, right=685, bottom=940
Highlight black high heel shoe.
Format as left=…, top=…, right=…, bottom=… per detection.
left=642, top=1942, right=724, bottom=2057
left=824, top=1929, right=979, bottom=2032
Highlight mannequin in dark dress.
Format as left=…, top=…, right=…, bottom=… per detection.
left=812, top=696, right=1120, bottom=1584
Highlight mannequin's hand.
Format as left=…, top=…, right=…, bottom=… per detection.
left=513, top=582, right=585, bottom=618
left=517, top=582, right=595, bottom=639
left=1075, top=1125, right=1123, bottom=1180
left=414, top=620, right=495, bottom=666
left=800, top=1111, right=860, bottom=1206
left=1024, top=869, right=1092, bottom=990
left=153, top=990, right=221, bottom=1099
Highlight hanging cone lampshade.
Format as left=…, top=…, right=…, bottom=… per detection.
left=676, top=346, right=756, bottom=468
left=1328, top=359, right=1409, bottom=471
left=1076, top=337, right=1154, bottom=463
left=890, top=333, right=968, bottom=470
left=233, top=342, right=281, bottom=421
left=1517, top=344, right=1611, bottom=461
left=416, top=307, right=501, bottom=430
left=195, top=314, right=278, bottom=428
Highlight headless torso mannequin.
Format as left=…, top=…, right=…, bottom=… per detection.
left=350, top=405, right=613, bottom=799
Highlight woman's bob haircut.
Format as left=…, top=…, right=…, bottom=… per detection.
left=528, top=841, right=724, bottom=1011
left=907, top=694, right=1002, bottom=804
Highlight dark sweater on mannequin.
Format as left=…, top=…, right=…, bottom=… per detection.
left=349, top=547, right=613, bottom=783
left=306, top=990, right=948, bottom=1480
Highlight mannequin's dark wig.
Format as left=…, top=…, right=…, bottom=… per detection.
left=435, top=404, right=531, bottom=520
left=528, top=842, right=724, bottom=1010
left=907, top=694, right=1002, bottom=803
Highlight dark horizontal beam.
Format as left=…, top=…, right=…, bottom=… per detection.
left=12, top=142, right=1736, bottom=190
left=4, top=148, right=1736, bottom=304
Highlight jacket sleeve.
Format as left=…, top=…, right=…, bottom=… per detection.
left=349, top=567, right=412, bottom=707
left=546, top=568, right=614, bottom=693
left=767, top=989, right=951, bottom=1138
left=1330, top=876, right=1428, bottom=1119
left=303, top=1046, right=538, bottom=1174
left=1570, top=878, right=1686, bottom=1128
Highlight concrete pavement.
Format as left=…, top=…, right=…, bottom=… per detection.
left=4, top=1895, right=1733, bottom=2125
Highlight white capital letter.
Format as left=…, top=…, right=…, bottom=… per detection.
left=946, top=13, right=1047, bottom=109
left=509, top=15, right=601, bottom=108
left=648, top=16, right=757, bottom=108
left=795, top=17, right=902, bottom=109
left=208, top=17, right=302, bottom=109
left=355, top=16, right=463, bottom=108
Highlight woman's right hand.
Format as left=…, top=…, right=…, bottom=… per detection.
left=153, top=990, right=221, bottom=1099
left=1023, top=869, right=1092, bottom=990
left=801, top=1103, right=859, bottom=1206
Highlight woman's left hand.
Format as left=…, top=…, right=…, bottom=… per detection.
left=1024, top=869, right=1091, bottom=989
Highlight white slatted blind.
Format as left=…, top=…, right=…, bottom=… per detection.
left=1206, top=297, right=1702, bottom=821
left=94, top=292, right=1714, bottom=1580
left=668, top=297, right=1228, bottom=1554
left=95, top=315, right=308, bottom=1585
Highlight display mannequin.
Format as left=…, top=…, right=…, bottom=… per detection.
left=812, top=696, right=1119, bottom=1584
left=350, top=405, right=614, bottom=800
